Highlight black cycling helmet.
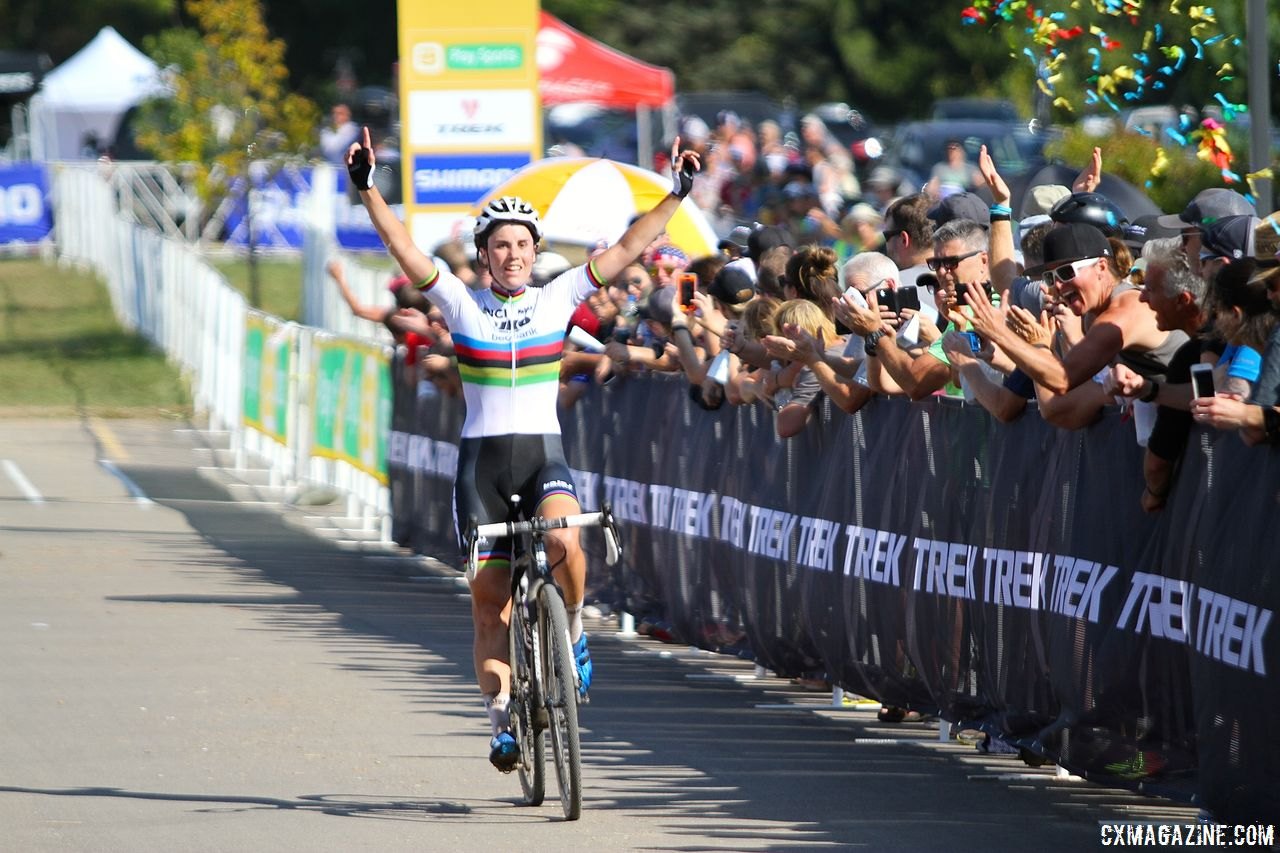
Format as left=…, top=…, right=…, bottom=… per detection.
left=1049, top=191, right=1128, bottom=238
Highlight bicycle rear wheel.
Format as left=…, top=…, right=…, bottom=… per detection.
left=509, top=597, right=545, bottom=805
left=537, top=585, right=582, bottom=820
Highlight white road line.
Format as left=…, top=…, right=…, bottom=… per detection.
left=2, top=459, right=45, bottom=504
left=98, top=459, right=154, bottom=507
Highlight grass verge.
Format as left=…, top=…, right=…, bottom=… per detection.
left=0, top=258, right=192, bottom=417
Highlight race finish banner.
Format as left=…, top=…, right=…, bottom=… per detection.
left=311, top=335, right=393, bottom=485
left=398, top=0, right=541, bottom=251
left=388, top=371, right=1279, bottom=824
left=241, top=311, right=292, bottom=445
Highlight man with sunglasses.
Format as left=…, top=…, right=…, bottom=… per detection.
left=963, top=222, right=1182, bottom=401
left=842, top=219, right=992, bottom=400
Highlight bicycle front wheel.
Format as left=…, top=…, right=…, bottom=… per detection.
left=538, top=585, right=583, bottom=820
left=509, top=597, right=545, bottom=806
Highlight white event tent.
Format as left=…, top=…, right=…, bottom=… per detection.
left=27, top=26, right=166, bottom=161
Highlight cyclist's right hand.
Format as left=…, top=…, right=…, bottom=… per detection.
left=346, top=127, right=375, bottom=191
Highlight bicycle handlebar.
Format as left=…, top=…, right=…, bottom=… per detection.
left=467, top=507, right=622, bottom=569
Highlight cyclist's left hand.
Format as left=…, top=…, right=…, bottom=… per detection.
left=670, top=136, right=702, bottom=198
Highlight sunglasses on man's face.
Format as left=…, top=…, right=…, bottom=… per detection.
left=1042, top=257, right=1102, bottom=287
left=926, top=249, right=982, bottom=272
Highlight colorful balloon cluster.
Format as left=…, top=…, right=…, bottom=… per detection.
left=960, top=0, right=1270, bottom=191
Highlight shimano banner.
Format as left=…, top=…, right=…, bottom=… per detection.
left=389, top=369, right=1278, bottom=823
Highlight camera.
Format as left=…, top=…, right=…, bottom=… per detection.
left=962, top=331, right=983, bottom=354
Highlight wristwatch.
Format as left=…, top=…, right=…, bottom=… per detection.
left=1139, top=379, right=1160, bottom=403
left=864, top=330, right=887, bottom=357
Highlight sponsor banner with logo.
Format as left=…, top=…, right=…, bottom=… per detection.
left=0, top=162, right=53, bottom=243
left=224, top=164, right=313, bottom=250
left=411, top=151, right=532, bottom=206
left=311, top=336, right=392, bottom=484
left=398, top=0, right=541, bottom=247
left=242, top=312, right=292, bottom=445
left=388, top=370, right=1280, bottom=823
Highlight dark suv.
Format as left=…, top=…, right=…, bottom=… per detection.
left=884, top=119, right=1054, bottom=191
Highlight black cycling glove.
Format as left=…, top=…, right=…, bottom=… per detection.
left=348, top=146, right=375, bottom=191
left=672, top=156, right=695, bottom=199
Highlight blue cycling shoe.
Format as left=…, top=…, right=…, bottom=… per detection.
left=489, top=730, right=519, bottom=772
left=573, top=633, right=592, bottom=698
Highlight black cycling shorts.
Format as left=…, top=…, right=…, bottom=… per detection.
left=454, top=433, right=580, bottom=569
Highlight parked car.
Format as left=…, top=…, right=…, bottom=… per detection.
left=883, top=119, right=1055, bottom=192
left=931, top=98, right=1021, bottom=123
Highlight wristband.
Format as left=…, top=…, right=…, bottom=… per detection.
left=1139, top=380, right=1159, bottom=403
left=672, top=158, right=695, bottom=198
left=348, top=146, right=375, bottom=191
left=989, top=204, right=1012, bottom=215
left=989, top=213, right=1012, bottom=223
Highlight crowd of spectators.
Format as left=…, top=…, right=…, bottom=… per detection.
left=333, top=124, right=1280, bottom=731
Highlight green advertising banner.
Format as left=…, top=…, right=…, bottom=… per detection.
left=310, top=336, right=391, bottom=485
left=243, top=312, right=291, bottom=445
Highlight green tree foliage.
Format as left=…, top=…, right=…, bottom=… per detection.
left=1047, top=125, right=1224, bottom=214
left=134, top=0, right=318, bottom=200
left=0, top=0, right=175, bottom=62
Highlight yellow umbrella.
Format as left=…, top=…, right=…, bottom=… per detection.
left=474, top=157, right=719, bottom=259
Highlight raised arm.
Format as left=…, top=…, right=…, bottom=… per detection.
left=977, top=145, right=1017, bottom=301
left=347, top=127, right=438, bottom=288
left=591, top=138, right=701, bottom=283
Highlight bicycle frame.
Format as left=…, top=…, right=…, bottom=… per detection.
left=464, top=504, right=620, bottom=820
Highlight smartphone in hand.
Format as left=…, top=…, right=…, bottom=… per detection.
left=875, top=287, right=898, bottom=314
left=895, top=288, right=921, bottom=313
left=677, top=272, right=698, bottom=314
left=1190, top=363, right=1216, bottom=399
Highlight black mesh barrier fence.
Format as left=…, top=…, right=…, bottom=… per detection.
left=389, top=369, right=1279, bottom=823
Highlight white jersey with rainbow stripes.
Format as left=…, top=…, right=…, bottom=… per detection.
left=415, top=262, right=604, bottom=438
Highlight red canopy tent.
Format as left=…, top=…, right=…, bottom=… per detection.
left=537, top=12, right=674, bottom=108
left=536, top=12, right=675, bottom=165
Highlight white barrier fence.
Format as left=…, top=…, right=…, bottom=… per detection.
left=51, top=163, right=393, bottom=536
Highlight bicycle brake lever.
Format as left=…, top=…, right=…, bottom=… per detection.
left=600, top=503, right=622, bottom=566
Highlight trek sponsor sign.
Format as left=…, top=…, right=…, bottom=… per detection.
left=408, top=90, right=535, bottom=147
left=0, top=163, right=53, bottom=244
left=398, top=0, right=541, bottom=246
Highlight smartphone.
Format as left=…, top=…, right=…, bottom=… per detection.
left=1190, top=363, right=1215, bottom=399
left=953, top=282, right=971, bottom=306
left=677, top=272, right=698, bottom=313
left=843, top=286, right=869, bottom=310
left=895, top=288, right=921, bottom=313
left=874, top=287, right=898, bottom=314
left=962, top=331, right=983, bottom=354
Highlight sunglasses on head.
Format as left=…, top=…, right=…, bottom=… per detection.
left=926, top=249, right=982, bottom=272
left=1042, top=257, right=1102, bottom=287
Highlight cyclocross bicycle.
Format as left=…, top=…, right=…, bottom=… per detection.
left=467, top=502, right=622, bottom=821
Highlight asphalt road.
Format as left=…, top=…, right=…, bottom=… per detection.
left=0, top=418, right=1200, bottom=852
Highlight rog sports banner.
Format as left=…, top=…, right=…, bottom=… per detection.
left=388, top=365, right=1278, bottom=824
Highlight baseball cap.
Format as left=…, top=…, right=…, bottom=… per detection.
left=708, top=258, right=758, bottom=306
left=1253, top=211, right=1280, bottom=266
left=927, top=191, right=990, bottom=229
left=652, top=244, right=689, bottom=267
left=636, top=286, right=676, bottom=326
left=1122, top=214, right=1181, bottom=250
left=844, top=202, right=882, bottom=227
left=1041, top=222, right=1114, bottom=267
left=1024, top=184, right=1071, bottom=216
left=1156, top=188, right=1254, bottom=229
left=745, top=225, right=788, bottom=261
left=1199, top=215, right=1259, bottom=262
